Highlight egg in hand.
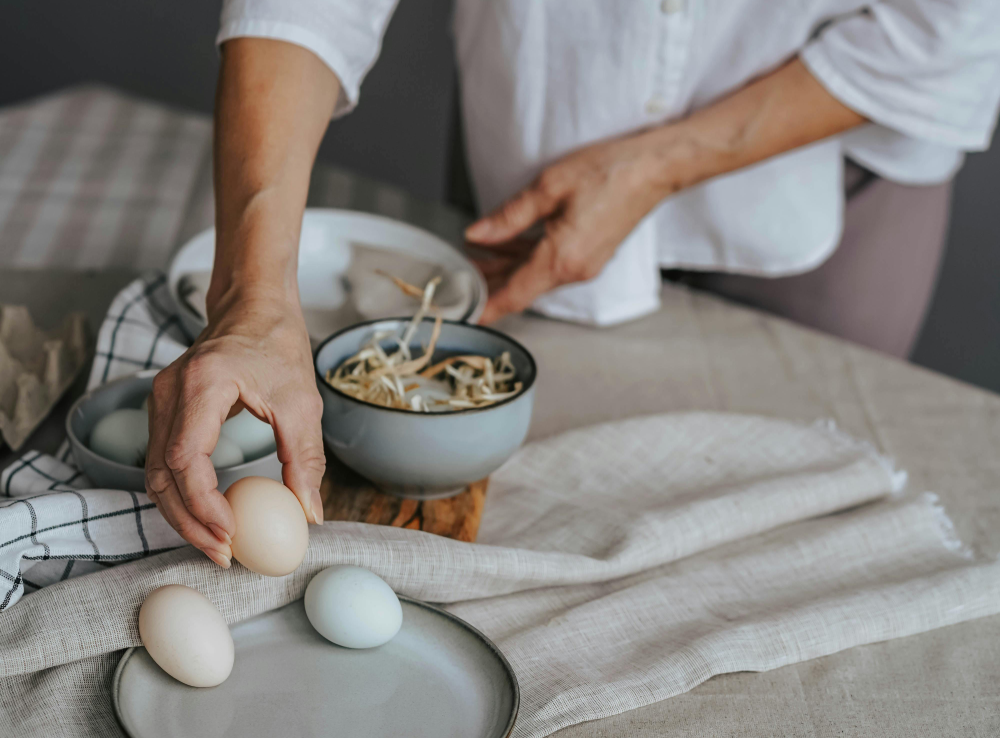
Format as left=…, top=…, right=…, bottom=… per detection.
left=225, top=476, right=310, bottom=576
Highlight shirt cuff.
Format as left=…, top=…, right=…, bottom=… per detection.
left=801, top=41, right=994, bottom=152
left=217, top=19, right=360, bottom=117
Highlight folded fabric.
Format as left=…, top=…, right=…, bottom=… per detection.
left=2, top=411, right=999, bottom=737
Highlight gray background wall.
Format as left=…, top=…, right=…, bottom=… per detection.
left=1, top=0, right=997, bottom=394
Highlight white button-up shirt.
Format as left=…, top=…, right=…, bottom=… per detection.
left=219, top=0, right=1000, bottom=325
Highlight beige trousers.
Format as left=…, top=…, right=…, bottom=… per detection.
left=675, top=161, right=953, bottom=359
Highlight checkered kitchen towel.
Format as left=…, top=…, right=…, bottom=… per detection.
left=0, top=274, right=189, bottom=609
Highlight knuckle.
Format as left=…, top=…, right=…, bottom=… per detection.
left=151, top=371, right=174, bottom=403
left=182, top=353, right=219, bottom=385
left=299, top=391, right=324, bottom=421
left=500, top=197, right=526, bottom=225
left=299, top=451, right=327, bottom=476
left=536, top=169, right=561, bottom=197
left=174, top=516, right=202, bottom=541
left=163, top=442, right=191, bottom=472
left=144, top=467, right=172, bottom=495
left=553, top=254, right=590, bottom=284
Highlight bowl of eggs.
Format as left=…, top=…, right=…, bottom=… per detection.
left=66, top=369, right=281, bottom=492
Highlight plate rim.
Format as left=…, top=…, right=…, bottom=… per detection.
left=167, top=207, right=488, bottom=333
left=113, top=595, right=518, bottom=738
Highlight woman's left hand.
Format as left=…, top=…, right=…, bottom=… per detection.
left=466, top=130, right=675, bottom=324
left=465, top=58, right=868, bottom=325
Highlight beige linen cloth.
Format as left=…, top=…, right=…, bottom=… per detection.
left=2, top=413, right=999, bottom=737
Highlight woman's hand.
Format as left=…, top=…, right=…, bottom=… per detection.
left=466, top=131, right=673, bottom=324
left=151, top=37, right=340, bottom=566
left=466, top=58, right=866, bottom=324
left=145, top=288, right=326, bottom=567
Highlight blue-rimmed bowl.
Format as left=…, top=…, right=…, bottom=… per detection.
left=314, top=319, right=536, bottom=499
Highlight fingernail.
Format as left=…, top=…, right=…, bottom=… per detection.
left=206, top=549, right=231, bottom=569
left=207, top=523, right=232, bottom=546
left=312, top=495, right=325, bottom=525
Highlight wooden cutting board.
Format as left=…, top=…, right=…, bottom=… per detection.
left=319, top=449, right=488, bottom=542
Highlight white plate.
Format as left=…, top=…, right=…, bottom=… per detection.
left=167, top=209, right=487, bottom=342
left=114, top=597, right=518, bottom=738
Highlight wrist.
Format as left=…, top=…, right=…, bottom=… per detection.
left=205, top=279, right=300, bottom=325
left=208, top=195, right=302, bottom=320
left=635, top=124, right=711, bottom=199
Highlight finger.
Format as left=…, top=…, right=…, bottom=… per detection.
left=480, top=237, right=561, bottom=324
left=467, top=236, right=538, bottom=260
left=144, top=369, right=183, bottom=523
left=147, top=367, right=233, bottom=559
left=473, top=254, right=527, bottom=279
left=270, top=389, right=326, bottom=524
left=154, top=487, right=232, bottom=568
left=163, top=359, right=240, bottom=540
left=465, top=185, right=560, bottom=244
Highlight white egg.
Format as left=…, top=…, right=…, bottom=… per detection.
left=90, top=408, right=149, bottom=467
left=304, top=566, right=403, bottom=649
left=220, top=409, right=276, bottom=461
left=138, top=584, right=234, bottom=688
left=209, top=435, right=244, bottom=469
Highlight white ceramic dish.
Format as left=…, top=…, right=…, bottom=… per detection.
left=113, top=597, right=518, bottom=738
left=167, top=209, right=487, bottom=342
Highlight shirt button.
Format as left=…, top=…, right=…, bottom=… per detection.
left=645, top=97, right=668, bottom=115
left=661, top=0, right=684, bottom=13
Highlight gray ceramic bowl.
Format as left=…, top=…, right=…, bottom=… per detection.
left=315, top=318, right=536, bottom=499
left=66, top=370, right=282, bottom=492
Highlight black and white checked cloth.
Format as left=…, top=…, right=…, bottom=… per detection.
left=0, top=273, right=193, bottom=611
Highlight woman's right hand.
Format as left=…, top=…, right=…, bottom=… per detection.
left=155, top=36, right=341, bottom=566
left=144, top=287, right=326, bottom=567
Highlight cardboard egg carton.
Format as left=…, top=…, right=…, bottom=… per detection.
left=0, top=305, right=90, bottom=452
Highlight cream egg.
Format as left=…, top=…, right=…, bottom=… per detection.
left=90, top=408, right=149, bottom=466
left=209, top=435, right=244, bottom=469
left=219, top=409, right=276, bottom=461
left=304, top=566, right=403, bottom=649
left=225, top=476, right=309, bottom=576
left=138, top=584, right=234, bottom=688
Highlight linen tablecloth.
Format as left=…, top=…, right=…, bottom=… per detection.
left=2, top=276, right=1000, bottom=737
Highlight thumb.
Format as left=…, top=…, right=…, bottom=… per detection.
left=466, top=183, right=560, bottom=244
left=270, top=392, right=326, bottom=525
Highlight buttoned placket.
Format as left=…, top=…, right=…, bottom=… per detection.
left=645, top=0, right=694, bottom=119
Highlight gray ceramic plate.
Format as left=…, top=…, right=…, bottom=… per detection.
left=113, top=597, right=518, bottom=738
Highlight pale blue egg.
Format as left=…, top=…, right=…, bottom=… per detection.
left=220, top=409, right=276, bottom=461
left=304, top=566, right=403, bottom=649
left=90, top=408, right=149, bottom=467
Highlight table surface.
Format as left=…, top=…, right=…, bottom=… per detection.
left=3, top=176, right=999, bottom=738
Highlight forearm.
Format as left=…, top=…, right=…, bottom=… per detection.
left=210, top=38, right=340, bottom=319
left=643, top=57, right=866, bottom=197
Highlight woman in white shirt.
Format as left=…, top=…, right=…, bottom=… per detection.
left=143, top=1, right=1000, bottom=564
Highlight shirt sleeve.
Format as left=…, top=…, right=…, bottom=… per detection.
left=217, top=0, right=400, bottom=117
left=801, top=1, right=1000, bottom=151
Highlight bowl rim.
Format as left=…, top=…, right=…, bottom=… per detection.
left=168, top=207, right=489, bottom=335
left=314, top=316, right=537, bottom=417
left=66, top=369, right=279, bottom=477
